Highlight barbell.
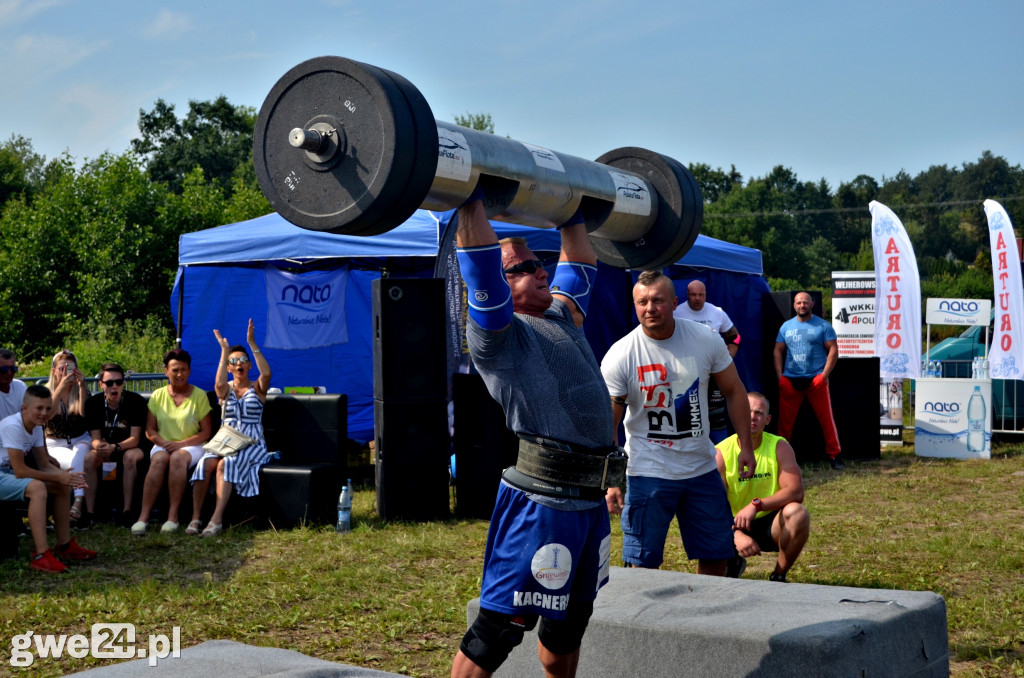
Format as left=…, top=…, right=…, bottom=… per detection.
left=253, top=56, right=702, bottom=270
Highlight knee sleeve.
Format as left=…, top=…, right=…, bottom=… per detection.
left=460, top=608, right=538, bottom=672
left=538, top=599, right=594, bottom=656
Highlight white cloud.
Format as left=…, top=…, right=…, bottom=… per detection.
left=143, top=8, right=193, bottom=40
left=0, top=0, right=64, bottom=26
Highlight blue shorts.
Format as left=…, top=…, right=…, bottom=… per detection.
left=0, top=470, right=32, bottom=502
left=621, top=470, right=734, bottom=567
left=479, top=482, right=611, bottom=620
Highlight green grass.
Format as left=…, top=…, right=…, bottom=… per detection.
left=1, top=444, right=1022, bottom=677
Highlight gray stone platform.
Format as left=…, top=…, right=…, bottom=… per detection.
left=70, top=639, right=404, bottom=677
left=468, top=566, right=948, bottom=677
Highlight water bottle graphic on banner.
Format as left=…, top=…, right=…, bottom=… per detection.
left=966, top=386, right=986, bottom=453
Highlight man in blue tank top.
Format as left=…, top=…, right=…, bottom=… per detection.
left=451, top=190, right=616, bottom=678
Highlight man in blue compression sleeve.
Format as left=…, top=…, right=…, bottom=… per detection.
left=451, top=195, right=615, bottom=678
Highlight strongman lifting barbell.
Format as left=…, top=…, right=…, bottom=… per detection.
left=253, top=56, right=703, bottom=270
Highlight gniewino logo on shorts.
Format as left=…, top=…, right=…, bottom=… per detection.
left=531, top=543, right=571, bottom=590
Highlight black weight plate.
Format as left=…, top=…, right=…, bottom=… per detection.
left=254, top=56, right=416, bottom=234
left=592, top=147, right=703, bottom=270
left=346, top=63, right=439, bottom=236
left=372, top=66, right=440, bottom=235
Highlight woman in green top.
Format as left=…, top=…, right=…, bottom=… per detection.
left=131, top=349, right=212, bottom=535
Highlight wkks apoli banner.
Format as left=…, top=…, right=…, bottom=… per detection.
left=832, top=271, right=875, bottom=357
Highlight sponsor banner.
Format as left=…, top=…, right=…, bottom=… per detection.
left=914, top=378, right=991, bottom=459
left=608, top=170, right=652, bottom=217
left=925, top=298, right=991, bottom=326
left=984, top=200, right=1024, bottom=380
left=870, top=201, right=922, bottom=379
left=264, top=267, right=348, bottom=350
left=879, top=376, right=903, bottom=444
left=832, top=271, right=875, bottom=357
left=436, top=127, right=472, bottom=182
left=520, top=142, right=566, bottom=173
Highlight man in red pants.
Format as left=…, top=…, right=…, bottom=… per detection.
left=773, top=292, right=844, bottom=469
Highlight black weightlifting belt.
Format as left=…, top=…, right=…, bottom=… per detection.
left=501, top=435, right=627, bottom=501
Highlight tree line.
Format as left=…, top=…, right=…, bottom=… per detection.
left=1, top=99, right=1021, bottom=359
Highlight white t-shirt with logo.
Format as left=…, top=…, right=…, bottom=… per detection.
left=0, top=411, right=43, bottom=471
left=0, top=380, right=27, bottom=420
left=673, top=302, right=734, bottom=335
left=601, top=319, right=732, bottom=480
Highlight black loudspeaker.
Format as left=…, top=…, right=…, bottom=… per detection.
left=453, top=373, right=519, bottom=519
left=374, top=398, right=451, bottom=521
left=372, top=278, right=447, bottom=401
left=761, top=290, right=879, bottom=463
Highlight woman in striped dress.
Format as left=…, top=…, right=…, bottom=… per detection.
left=187, top=319, right=272, bottom=537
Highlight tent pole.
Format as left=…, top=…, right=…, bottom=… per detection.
left=176, top=266, right=185, bottom=349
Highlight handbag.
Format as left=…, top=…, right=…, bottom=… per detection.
left=202, top=398, right=255, bottom=458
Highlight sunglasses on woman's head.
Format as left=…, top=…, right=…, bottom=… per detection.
left=0, top=365, right=17, bottom=375
left=227, top=357, right=250, bottom=366
left=101, top=378, right=125, bottom=387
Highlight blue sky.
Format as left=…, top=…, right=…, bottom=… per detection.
left=2, top=0, right=1022, bottom=191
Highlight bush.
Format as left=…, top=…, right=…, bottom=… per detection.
left=18, top=315, right=174, bottom=378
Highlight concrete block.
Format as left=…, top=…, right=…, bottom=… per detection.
left=467, top=566, right=948, bottom=677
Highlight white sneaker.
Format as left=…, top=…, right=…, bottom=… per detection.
left=130, top=521, right=147, bottom=536
left=160, top=521, right=179, bottom=534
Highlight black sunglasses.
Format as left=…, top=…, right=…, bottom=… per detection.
left=0, top=365, right=17, bottom=375
left=503, top=259, right=545, bottom=276
left=101, top=378, right=125, bottom=387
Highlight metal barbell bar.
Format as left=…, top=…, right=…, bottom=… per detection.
left=253, top=56, right=702, bottom=270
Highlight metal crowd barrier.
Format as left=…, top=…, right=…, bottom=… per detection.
left=20, top=372, right=169, bottom=394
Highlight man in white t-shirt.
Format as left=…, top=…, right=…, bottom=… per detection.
left=0, top=348, right=27, bottom=419
left=673, top=281, right=740, bottom=357
left=0, top=384, right=95, bottom=572
left=673, top=282, right=741, bottom=444
left=601, top=270, right=755, bottom=575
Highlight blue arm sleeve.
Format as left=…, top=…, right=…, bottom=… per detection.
left=456, top=244, right=513, bottom=331
left=550, top=261, right=598, bottom=318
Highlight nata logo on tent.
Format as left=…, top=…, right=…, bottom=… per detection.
left=531, top=543, right=571, bottom=590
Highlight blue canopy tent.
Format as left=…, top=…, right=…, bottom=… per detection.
left=173, top=210, right=767, bottom=442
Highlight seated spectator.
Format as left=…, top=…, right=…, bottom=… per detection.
left=44, top=350, right=90, bottom=523
left=0, top=385, right=96, bottom=572
left=132, top=349, right=212, bottom=535
left=188, top=320, right=272, bottom=537
left=0, top=347, right=27, bottom=419
left=716, top=391, right=810, bottom=582
left=83, top=363, right=148, bottom=528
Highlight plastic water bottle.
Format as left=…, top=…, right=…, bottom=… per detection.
left=966, top=386, right=986, bottom=453
left=971, top=357, right=979, bottom=379
left=926, top=360, right=935, bottom=377
left=935, top=360, right=942, bottom=378
left=336, top=479, right=352, bottom=533
left=982, top=359, right=990, bottom=379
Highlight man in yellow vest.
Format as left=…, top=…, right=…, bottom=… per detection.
left=715, top=391, right=809, bottom=582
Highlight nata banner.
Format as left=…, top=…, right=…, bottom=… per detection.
left=869, top=201, right=921, bottom=379
left=264, top=266, right=349, bottom=350
left=984, top=199, right=1024, bottom=380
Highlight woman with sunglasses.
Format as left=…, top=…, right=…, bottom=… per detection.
left=43, top=350, right=90, bottom=522
left=133, top=348, right=212, bottom=535
left=187, top=319, right=271, bottom=537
